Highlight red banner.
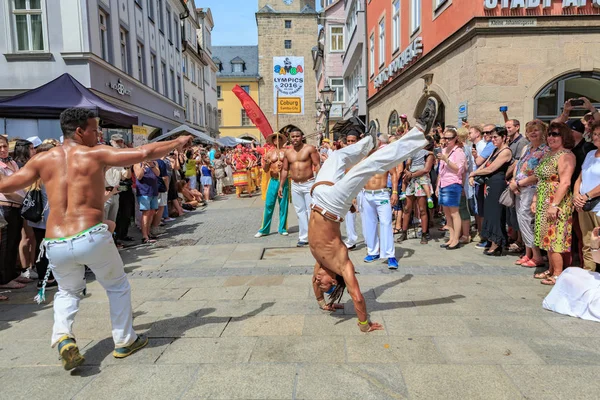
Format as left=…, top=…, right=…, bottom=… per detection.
left=232, top=85, right=273, bottom=139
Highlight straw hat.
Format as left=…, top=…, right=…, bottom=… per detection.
left=266, top=131, right=288, bottom=146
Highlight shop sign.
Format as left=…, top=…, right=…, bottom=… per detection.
left=273, top=56, right=305, bottom=115
left=132, top=125, right=148, bottom=147
left=106, top=79, right=132, bottom=96
left=484, top=0, right=600, bottom=10
left=374, top=38, right=423, bottom=89
left=489, top=18, right=537, bottom=26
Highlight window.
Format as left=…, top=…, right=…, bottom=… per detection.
left=157, top=0, right=164, bottom=31
left=12, top=0, right=45, bottom=51
left=388, top=110, right=400, bottom=135
left=232, top=63, right=243, bottom=73
left=241, top=110, right=251, bottom=126
left=192, top=99, right=197, bottom=124
left=170, top=69, right=175, bottom=101
left=184, top=94, right=190, bottom=121
left=330, top=26, right=344, bottom=52
left=241, top=85, right=250, bottom=94
left=99, top=9, right=110, bottom=61
left=199, top=103, right=204, bottom=125
left=190, top=61, right=195, bottom=84
left=392, top=0, right=400, bottom=53
left=161, top=61, right=167, bottom=95
left=345, top=60, right=363, bottom=102
left=218, top=109, right=222, bottom=127
left=197, top=67, right=202, bottom=87
left=166, top=7, right=172, bottom=42
left=369, top=33, right=375, bottom=77
left=284, top=40, right=292, bottom=49
left=378, top=18, right=385, bottom=67
left=177, top=75, right=182, bottom=104
left=183, top=55, right=188, bottom=76
left=435, top=0, right=448, bottom=10
left=346, top=1, right=357, bottom=38
left=411, top=0, right=421, bottom=34
left=120, top=28, right=129, bottom=73
left=185, top=21, right=191, bottom=42
left=535, top=73, right=600, bottom=122
left=150, top=54, right=157, bottom=89
left=285, top=20, right=291, bottom=29
left=330, top=78, right=344, bottom=103
left=137, top=42, right=145, bottom=83
left=207, top=105, right=212, bottom=128
left=174, top=16, right=179, bottom=49
left=217, top=85, right=222, bottom=99
left=147, top=0, right=154, bottom=20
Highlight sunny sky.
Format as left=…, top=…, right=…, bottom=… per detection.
left=199, top=0, right=321, bottom=47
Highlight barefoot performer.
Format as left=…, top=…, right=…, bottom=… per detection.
left=278, top=126, right=321, bottom=247
left=255, top=131, right=289, bottom=237
left=309, top=99, right=437, bottom=332
left=0, top=108, right=192, bottom=370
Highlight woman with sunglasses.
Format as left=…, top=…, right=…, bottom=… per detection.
left=436, top=128, right=466, bottom=250
left=531, top=122, right=576, bottom=285
left=469, top=127, right=513, bottom=256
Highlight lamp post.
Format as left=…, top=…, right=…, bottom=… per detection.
left=319, top=84, right=335, bottom=140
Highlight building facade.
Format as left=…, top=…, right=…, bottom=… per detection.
left=196, top=8, right=219, bottom=138
left=0, top=0, right=190, bottom=139
left=256, top=0, right=319, bottom=141
left=366, top=0, right=600, bottom=135
left=342, top=0, right=367, bottom=123
left=213, top=46, right=262, bottom=141
left=313, top=0, right=345, bottom=139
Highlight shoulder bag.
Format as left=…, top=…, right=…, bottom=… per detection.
left=21, top=180, right=45, bottom=223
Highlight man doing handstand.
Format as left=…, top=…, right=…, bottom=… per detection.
left=309, top=99, right=437, bottom=332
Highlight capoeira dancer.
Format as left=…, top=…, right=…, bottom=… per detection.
left=279, top=126, right=321, bottom=247
left=0, top=108, right=191, bottom=370
left=309, top=99, right=436, bottom=332
left=343, top=132, right=359, bottom=250
left=359, top=134, right=399, bottom=269
left=255, top=131, right=289, bottom=237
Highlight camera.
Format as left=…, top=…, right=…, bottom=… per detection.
left=570, top=99, right=585, bottom=107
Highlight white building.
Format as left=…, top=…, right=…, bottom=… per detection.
left=196, top=7, right=219, bottom=138
left=0, top=0, right=190, bottom=139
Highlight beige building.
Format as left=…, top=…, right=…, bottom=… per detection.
left=366, top=2, right=600, bottom=134
left=256, top=0, right=319, bottom=140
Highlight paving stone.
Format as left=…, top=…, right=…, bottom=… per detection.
left=541, top=315, right=600, bottom=337
left=131, top=288, right=190, bottom=302
left=179, top=286, right=249, bottom=300
left=384, top=316, right=472, bottom=337
left=295, top=363, right=409, bottom=400
left=250, top=336, right=343, bottom=362
left=401, top=364, right=523, bottom=399
left=463, top=316, right=556, bottom=337
left=181, top=363, right=296, bottom=399
left=503, top=365, right=600, bottom=399
left=345, top=336, right=445, bottom=364
left=0, top=366, right=95, bottom=398
left=162, top=277, right=227, bottom=288
left=133, top=300, right=208, bottom=319
left=0, top=338, right=90, bottom=367
left=144, top=315, right=230, bottom=338
left=81, top=338, right=172, bottom=366
left=74, top=364, right=198, bottom=399
left=157, top=337, right=257, bottom=364
left=243, top=285, right=312, bottom=300
left=302, top=315, right=388, bottom=336
left=524, top=337, right=600, bottom=365
left=222, top=315, right=305, bottom=336
left=434, top=336, right=545, bottom=365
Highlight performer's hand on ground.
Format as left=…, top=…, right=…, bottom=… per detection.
left=321, top=304, right=344, bottom=311
left=359, top=321, right=384, bottom=332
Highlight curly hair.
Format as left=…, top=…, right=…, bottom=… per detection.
left=13, top=139, right=33, bottom=166
left=525, top=119, right=548, bottom=141
left=326, top=274, right=346, bottom=306
left=60, top=108, right=97, bottom=139
left=548, top=122, right=575, bottom=149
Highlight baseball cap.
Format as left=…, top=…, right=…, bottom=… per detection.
left=111, top=134, right=124, bottom=142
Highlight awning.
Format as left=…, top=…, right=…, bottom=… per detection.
left=149, top=124, right=218, bottom=144
left=218, top=136, right=252, bottom=147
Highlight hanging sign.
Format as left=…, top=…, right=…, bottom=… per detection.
left=273, top=56, right=305, bottom=115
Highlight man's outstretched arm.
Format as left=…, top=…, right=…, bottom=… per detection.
left=341, top=267, right=383, bottom=332
left=0, top=160, right=39, bottom=194
left=95, top=136, right=192, bottom=168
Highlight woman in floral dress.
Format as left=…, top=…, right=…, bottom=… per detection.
left=532, top=122, right=576, bottom=285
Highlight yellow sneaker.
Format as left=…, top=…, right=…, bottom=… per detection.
left=112, top=335, right=149, bottom=358
left=57, top=335, right=85, bottom=371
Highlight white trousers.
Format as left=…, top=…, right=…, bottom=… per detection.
left=360, top=190, right=395, bottom=258
left=44, top=224, right=136, bottom=348
left=291, top=179, right=313, bottom=242
left=104, top=194, right=120, bottom=222
left=312, top=128, right=427, bottom=218
left=344, top=209, right=358, bottom=246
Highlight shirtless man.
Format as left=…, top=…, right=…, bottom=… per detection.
left=255, top=131, right=289, bottom=237
left=359, top=133, right=400, bottom=269
left=0, top=108, right=191, bottom=370
left=309, top=98, right=436, bottom=331
left=278, top=127, right=321, bottom=247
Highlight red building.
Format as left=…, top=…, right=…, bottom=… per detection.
left=366, top=0, right=600, bottom=133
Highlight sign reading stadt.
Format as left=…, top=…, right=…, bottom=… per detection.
left=374, top=38, right=423, bottom=89
left=273, top=56, right=305, bottom=115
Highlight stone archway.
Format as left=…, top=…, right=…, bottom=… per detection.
left=413, top=90, right=447, bottom=131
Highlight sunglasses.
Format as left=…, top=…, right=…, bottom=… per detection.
left=548, top=131, right=562, bottom=137
left=482, top=130, right=494, bottom=135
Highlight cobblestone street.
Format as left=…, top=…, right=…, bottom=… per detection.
left=1, top=195, right=600, bottom=399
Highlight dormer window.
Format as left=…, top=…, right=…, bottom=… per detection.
left=231, top=56, right=246, bottom=73
left=213, top=57, right=223, bottom=72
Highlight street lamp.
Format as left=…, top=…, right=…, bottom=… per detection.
left=320, top=84, right=335, bottom=139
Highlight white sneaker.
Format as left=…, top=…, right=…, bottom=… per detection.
left=280, top=232, right=289, bottom=236
left=254, top=232, right=265, bottom=238
left=22, top=268, right=38, bottom=280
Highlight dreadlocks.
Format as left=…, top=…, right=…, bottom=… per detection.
left=327, top=274, right=346, bottom=306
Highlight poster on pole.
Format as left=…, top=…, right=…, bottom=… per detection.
left=132, top=125, right=149, bottom=147
left=273, top=56, right=304, bottom=115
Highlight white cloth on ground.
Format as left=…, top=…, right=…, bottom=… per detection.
left=311, top=128, right=427, bottom=218
left=44, top=224, right=137, bottom=348
left=542, top=267, right=600, bottom=323
left=291, top=179, right=314, bottom=242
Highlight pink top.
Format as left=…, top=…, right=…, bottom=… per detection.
left=0, top=160, right=26, bottom=204
left=439, top=146, right=466, bottom=188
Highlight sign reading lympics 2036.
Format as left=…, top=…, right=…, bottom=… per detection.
left=273, top=56, right=304, bottom=115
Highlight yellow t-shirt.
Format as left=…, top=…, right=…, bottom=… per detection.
left=184, top=159, right=197, bottom=178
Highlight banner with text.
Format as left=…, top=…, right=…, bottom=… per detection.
left=273, top=56, right=305, bottom=115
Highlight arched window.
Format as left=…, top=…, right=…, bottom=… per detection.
left=387, top=110, right=399, bottom=134
left=368, top=120, right=378, bottom=136
left=535, top=73, right=600, bottom=122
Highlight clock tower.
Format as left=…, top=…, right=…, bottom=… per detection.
left=256, top=0, right=318, bottom=142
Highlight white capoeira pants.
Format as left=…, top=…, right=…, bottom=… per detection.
left=43, top=224, right=137, bottom=348
left=360, top=190, right=395, bottom=259
left=291, top=179, right=314, bottom=242
left=543, top=267, right=600, bottom=322
left=311, top=128, right=427, bottom=219
left=344, top=209, right=358, bottom=246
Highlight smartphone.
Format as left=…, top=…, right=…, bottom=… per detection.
left=461, top=117, right=468, bottom=123
left=570, top=99, right=585, bottom=107
left=433, top=147, right=442, bottom=157
left=472, top=144, right=476, bottom=150
left=499, top=106, right=508, bottom=112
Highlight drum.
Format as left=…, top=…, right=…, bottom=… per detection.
left=233, top=171, right=249, bottom=187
